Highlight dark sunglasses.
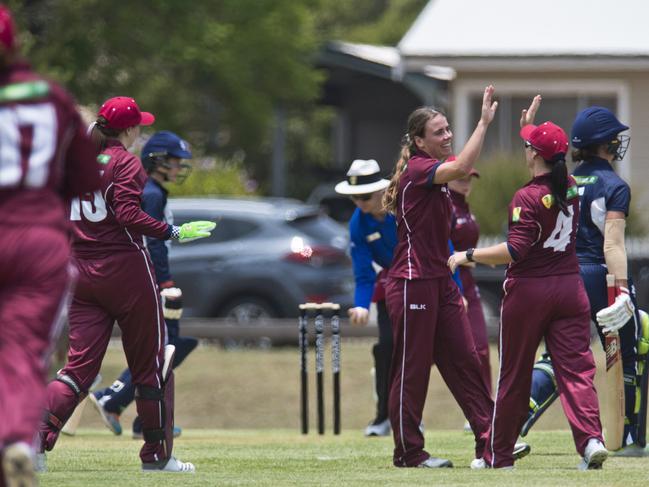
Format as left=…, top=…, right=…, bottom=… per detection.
left=350, top=193, right=373, bottom=202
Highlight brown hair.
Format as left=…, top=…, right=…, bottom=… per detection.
left=382, top=107, right=441, bottom=214
left=571, top=145, right=599, bottom=163
left=89, top=116, right=126, bottom=151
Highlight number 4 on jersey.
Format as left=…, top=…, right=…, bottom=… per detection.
left=543, top=206, right=574, bottom=252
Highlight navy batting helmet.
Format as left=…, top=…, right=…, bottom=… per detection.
left=141, top=131, right=193, bottom=182
left=571, top=107, right=629, bottom=149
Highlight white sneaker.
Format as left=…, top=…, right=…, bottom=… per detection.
left=142, top=456, right=196, bottom=473
left=2, top=442, right=36, bottom=487
left=417, top=456, right=453, bottom=468
left=578, top=438, right=608, bottom=471
left=463, top=421, right=473, bottom=433
left=513, top=441, right=531, bottom=460
left=364, top=418, right=391, bottom=437
left=470, top=458, right=487, bottom=469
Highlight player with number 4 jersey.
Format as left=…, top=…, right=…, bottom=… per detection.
left=449, top=97, right=606, bottom=470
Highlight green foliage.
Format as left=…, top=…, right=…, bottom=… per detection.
left=8, top=0, right=323, bottom=180
left=315, top=0, right=428, bottom=45
left=4, top=0, right=427, bottom=195
left=468, top=153, right=530, bottom=237
left=167, top=157, right=253, bottom=197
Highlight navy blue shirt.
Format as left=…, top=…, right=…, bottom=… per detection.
left=349, top=209, right=397, bottom=309
left=572, top=157, right=630, bottom=265
left=142, top=178, right=173, bottom=284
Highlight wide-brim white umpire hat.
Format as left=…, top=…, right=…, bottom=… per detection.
left=334, top=159, right=390, bottom=195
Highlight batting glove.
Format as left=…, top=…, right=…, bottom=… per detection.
left=171, top=221, right=217, bottom=243
left=161, top=287, right=183, bottom=320
left=596, top=287, right=635, bottom=334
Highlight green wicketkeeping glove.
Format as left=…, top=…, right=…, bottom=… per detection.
left=171, top=221, right=217, bottom=243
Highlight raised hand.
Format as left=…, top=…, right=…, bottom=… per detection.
left=480, top=85, right=499, bottom=125
left=520, top=95, right=542, bottom=128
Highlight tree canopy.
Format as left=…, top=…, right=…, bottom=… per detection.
left=7, top=0, right=426, bottom=187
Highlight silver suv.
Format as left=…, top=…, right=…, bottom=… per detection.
left=168, top=197, right=354, bottom=320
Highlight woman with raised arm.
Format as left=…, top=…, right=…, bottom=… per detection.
left=382, top=86, right=522, bottom=469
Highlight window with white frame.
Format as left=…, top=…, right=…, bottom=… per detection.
left=452, top=79, right=630, bottom=177
left=468, top=93, right=617, bottom=154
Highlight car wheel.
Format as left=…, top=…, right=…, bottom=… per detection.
left=220, top=297, right=277, bottom=349
left=221, top=297, right=277, bottom=323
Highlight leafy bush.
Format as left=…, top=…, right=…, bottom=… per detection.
left=167, top=156, right=255, bottom=197
left=467, top=152, right=529, bottom=237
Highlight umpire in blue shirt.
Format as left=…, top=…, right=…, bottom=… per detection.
left=335, top=159, right=397, bottom=436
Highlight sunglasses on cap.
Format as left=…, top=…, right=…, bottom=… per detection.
left=350, top=193, right=373, bottom=202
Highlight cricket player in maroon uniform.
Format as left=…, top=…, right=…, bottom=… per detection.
left=449, top=97, right=607, bottom=470
left=38, top=97, right=216, bottom=473
left=381, top=86, right=504, bottom=468
left=0, top=5, right=100, bottom=486
left=449, top=170, right=491, bottom=400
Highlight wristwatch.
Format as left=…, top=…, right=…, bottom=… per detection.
left=466, top=247, right=475, bottom=262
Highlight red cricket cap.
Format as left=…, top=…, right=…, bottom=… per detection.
left=0, top=5, right=16, bottom=54
left=98, top=96, right=155, bottom=130
left=520, top=121, right=569, bottom=162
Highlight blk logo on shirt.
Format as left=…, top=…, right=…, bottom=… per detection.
left=409, top=304, right=426, bottom=310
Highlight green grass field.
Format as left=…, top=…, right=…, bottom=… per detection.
left=41, top=429, right=646, bottom=486
left=40, top=340, right=648, bottom=486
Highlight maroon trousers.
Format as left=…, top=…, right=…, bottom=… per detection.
left=460, top=267, right=491, bottom=395
left=0, top=227, right=72, bottom=451
left=484, top=274, right=603, bottom=468
left=385, top=275, right=493, bottom=466
left=40, top=249, right=170, bottom=463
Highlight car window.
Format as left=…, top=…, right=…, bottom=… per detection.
left=173, top=213, right=258, bottom=244
left=287, top=214, right=345, bottom=242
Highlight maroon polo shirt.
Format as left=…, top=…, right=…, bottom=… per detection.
left=72, top=139, right=171, bottom=258
left=506, top=174, right=580, bottom=278
left=0, top=61, right=100, bottom=229
left=388, top=152, right=456, bottom=280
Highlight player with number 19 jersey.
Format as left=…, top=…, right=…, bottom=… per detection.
left=506, top=174, right=580, bottom=278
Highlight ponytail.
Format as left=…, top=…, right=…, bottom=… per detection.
left=90, top=115, right=123, bottom=152
left=550, top=158, right=569, bottom=215
left=382, top=107, right=441, bottom=215
left=383, top=143, right=411, bottom=214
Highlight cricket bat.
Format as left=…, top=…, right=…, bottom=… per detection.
left=603, top=274, right=625, bottom=450
left=61, top=374, right=102, bottom=436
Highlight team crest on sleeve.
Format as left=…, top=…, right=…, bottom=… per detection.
left=541, top=194, right=553, bottom=209
left=512, top=206, right=521, bottom=222
left=97, top=154, right=111, bottom=165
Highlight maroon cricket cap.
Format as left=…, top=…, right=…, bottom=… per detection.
left=520, top=121, right=569, bottom=162
left=469, top=168, right=480, bottom=178
left=98, top=97, right=155, bottom=130
left=0, top=5, right=16, bottom=54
